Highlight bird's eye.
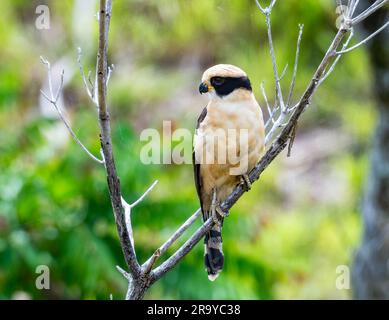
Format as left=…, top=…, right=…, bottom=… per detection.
left=212, top=77, right=225, bottom=86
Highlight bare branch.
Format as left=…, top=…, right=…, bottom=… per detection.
left=55, top=70, right=65, bottom=102
left=336, top=21, right=389, bottom=54
left=287, top=24, right=304, bottom=108
left=87, top=70, right=96, bottom=100
left=151, top=217, right=214, bottom=282
left=77, top=47, right=95, bottom=102
left=265, top=105, right=288, bottom=145
left=255, top=0, right=277, bottom=14
left=130, top=180, right=158, bottom=208
left=143, top=249, right=161, bottom=274
left=122, top=180, right=158, bottom=249
left=264, top=13, right=286, bottom=112
left=40, top=57, right=54, bottom=99
left=265, top=105, right=280, bottom=131
left=319, top=29, right=354, bottom=85
left=261, top=82, right=276, bottom=129
left=39, top=89, right=52, bottom=103
left=269, top=0, right=277, bottom=10
left=107, top=64, right=114, bottom=86
left=121, top=199, right=134, bottom=248
left=351, top=0, right=388, bottom=25
left=254, top=0, right=266, bottom=13
left=349, top=0, right=360, bottom=17
left=40, top=60, right=104, bottom=165
left=142, top=208, right=202, bottom=273
left=116, top=265, right=130, bottom=280
left=279, top=64, right=288, bottom=81
left=97, top=0, right=141, bottom=278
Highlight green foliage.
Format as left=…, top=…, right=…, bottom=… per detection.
left=0, top=0, right=375, bottom=299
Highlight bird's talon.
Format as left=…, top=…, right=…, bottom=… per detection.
left=216, top=206, right=229, bottom=218
left=211, top=206, right=222, bottom=225
left=240, top=174, right=252, bottom=191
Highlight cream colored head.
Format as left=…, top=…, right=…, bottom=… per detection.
left=201, top=64, right=247, bottom=83
left=199, top=64, right=252, bottom=100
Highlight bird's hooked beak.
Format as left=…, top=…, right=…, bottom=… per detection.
left=199, top=82, right=213, bottom=94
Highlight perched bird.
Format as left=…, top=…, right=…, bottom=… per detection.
left=193, top=64, right=265, bottom=281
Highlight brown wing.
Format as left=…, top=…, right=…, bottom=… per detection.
left=193, top=107, right=207, bottom=215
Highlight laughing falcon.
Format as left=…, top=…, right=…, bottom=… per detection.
left=193, top=64, right=265, bottom=281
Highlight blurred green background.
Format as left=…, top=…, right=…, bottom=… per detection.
left=0, top=0, right=377, bottom=299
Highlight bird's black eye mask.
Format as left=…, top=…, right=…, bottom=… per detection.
left=210, top=76, right=252, bottom=97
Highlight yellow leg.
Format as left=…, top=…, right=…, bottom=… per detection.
left=211, top=189, right=229, bottom=223
left=240, top=174, right=252, bottom=191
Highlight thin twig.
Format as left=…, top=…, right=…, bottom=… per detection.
left=265, top=105, right=280, bottom=131
left=122, top=180, right=159, bottom=249
left=116, top=265, right=130, bottom=279
left=122, top=199, right=134, bottom=248
left=319, top=29, right=354, bottom=85
left=107, top=64, right=114, bottom=86
left=351, top=0, right=388, bottom=25
left=143, top=249, right=161, bottom=274
left=261, top=82, right=276, bottom=129
left=254, top=0, right=266, bottom=14
left=279, top=64, right=288, bottom=81
left=151, top=217, right=214, bottom=282
left=40, top=57, right=54, bottom=99
left=54, top=70, right=64, bottom=102
left=77, top=47, right=94, bottom=102
left=142, top=208, right=202, bottom=273
left=40, top=61, right=104, bottom=165
left=287, top=24, right=304, bottom=108
left=255, top=0, right=277, bottom=13
left=97, top=0, right=141, bottom=278
left=130, top=180, right=158, bottom=208
left=336, top=21, right=389, bottom=54
left=264, top=102, right=288, bottom=145
left=287, top=122, right=297, bottom=157
left=264, top=12, right=286, bottom=112
left=350, top=0, right=360, bottom=17
left=256, top=1, right=292, bottom=145
left=88, top=71, right=96, bottom=100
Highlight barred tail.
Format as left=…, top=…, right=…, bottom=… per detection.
left=204, top=219, right=224, bottom=281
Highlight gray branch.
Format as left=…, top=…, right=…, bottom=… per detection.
left=319, top=29, right=354, bottom=85
left=265, top=16, right=304, bottom=145
left=142, top=208, right=202, bottom=274
left=151, top=217, right=214, bottom=281
left=77, top=47, right=98, bottom=106
left=287, top=24, right=304, bottom=108
left=351, top=0, right=388, bottom=25
left=336, top=20, right=389, bottom=54
left=96, top=0, right=141, bottom=278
